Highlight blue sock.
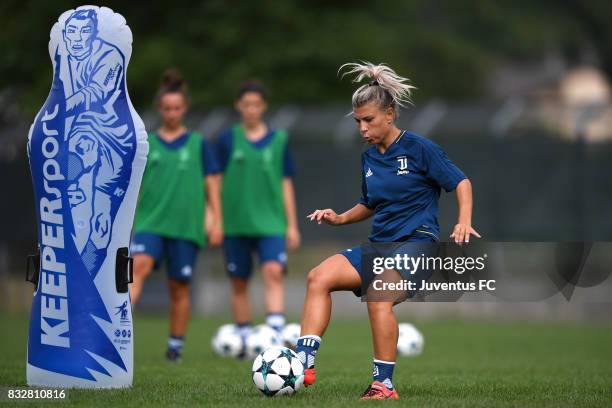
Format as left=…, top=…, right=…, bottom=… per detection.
left=167, top=335, right=184, bottom=352
left=373, top=359, right=395, bottom=389
left=236, top=322, right=252, bottom=341
left=266, top=312, right=285, bottom=333
left=296, top=335, right=321, bottom=369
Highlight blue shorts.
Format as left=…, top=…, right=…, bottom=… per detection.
left=340, top=231, right=438, bottom=298
left=130, top=232, right=199, bottom=283
left=223, top=235, right=287, bottom=279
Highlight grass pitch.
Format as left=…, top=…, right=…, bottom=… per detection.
left=1, top=314, right=611, bottom=407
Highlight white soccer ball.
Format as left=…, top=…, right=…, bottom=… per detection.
left=397, top=323, right=424, bottom=357
left=281, top=323, right=301, bottom=348
left=211, top=324, right=243, bottom=358
left=245, top=324, right=283, bottom=360
left=252, top=346, right=304, bottom=396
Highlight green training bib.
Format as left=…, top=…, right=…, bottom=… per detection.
left=134, top=132, right=206, bottom=246
left=222, top=125, right=287, bottom=236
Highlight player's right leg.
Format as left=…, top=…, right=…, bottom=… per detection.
left=223, top=236, right=254, bottom=342
left=129, top=232, right=163, bottom=305
left=131, top=254, right=153, bottom=304
left=297, top=253, right=361, bottom=386
left=165, top=238, right=199, bottom=362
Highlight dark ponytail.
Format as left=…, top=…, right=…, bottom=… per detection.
left=154, top=68, right=189, bottom=106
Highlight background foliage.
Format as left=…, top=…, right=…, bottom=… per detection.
left=1, top=0, right=612, bottom=114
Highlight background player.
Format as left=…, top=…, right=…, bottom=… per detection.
left=216, top=80, right=300, bottom=342
left=296, top=62, right=480, bottom=399
left=130, top=69, right=222, bottom=362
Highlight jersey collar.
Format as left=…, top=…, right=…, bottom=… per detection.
left=375, top=130, right=405, bottom=155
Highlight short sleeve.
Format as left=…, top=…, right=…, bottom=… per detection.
left=359, top=154, right=373, bottom=209
left=283, top=144, right=296, bottom=177
left=421, top=139, right=466, bottom=192
left=215, top=129, right=233, bottom=172
left=201, top=139, right=221, bottom=176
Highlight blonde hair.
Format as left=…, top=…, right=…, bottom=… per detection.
left=339, top=62, right=415, bottom=118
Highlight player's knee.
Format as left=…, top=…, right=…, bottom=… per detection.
left=169, top=280, right=189, bottom=302
left=133, top=255, right=153, bottom=279
left=231, top=277, right=249, bottom=295
left=307, top=265, right=330, bottom=292
left=262, top=262, right=283, bottom=284
left=172, top=292, right=190, bottom=307
left=177, top=293, right=190, bottom=307
left=367, top=301, right=393, bottom=314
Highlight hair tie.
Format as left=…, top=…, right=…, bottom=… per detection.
left=370, top=80, right=379, bottom=86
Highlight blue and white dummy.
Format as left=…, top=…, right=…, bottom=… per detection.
left=26, top=5, right=148, bottom=388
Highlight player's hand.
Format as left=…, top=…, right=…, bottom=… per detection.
left=450, top=224, right=481, bottom=245
left=307, top=209, right=342, bottom=225
left=286, top=225, right=301, bottom=250
left=208, top=225, right=223, bottom=248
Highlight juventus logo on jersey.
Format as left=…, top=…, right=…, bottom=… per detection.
left=397, top=156, right=409, bottom=175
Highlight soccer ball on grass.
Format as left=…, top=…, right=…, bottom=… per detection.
left=211, top=324, right=243, bottom=358
left=252, top=346, right=304, bottom=396
left=397, top=323, right=424, bottom=357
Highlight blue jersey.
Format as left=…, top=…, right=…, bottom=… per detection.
left=359, top=131, right=466, bottom=242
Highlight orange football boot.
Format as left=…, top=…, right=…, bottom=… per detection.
left=360, top=381, right=399, bottom=400
left=303, top=367, right=316, bottom=387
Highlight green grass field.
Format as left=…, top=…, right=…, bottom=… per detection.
left=1, top=314, right=611, bottom=407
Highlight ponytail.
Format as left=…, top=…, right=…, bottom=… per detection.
left=154, top=68, right=189, bottom=106
left=339, top=62, right=415, bottom=117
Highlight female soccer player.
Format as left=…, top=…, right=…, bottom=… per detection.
left=216, top=80, right=300, bottom=341
left=296, top=62, right=480, bottom=400
left=130, top=69, right=222, bottom=362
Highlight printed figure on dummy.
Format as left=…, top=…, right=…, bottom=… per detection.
left=26, top=6, right=148, bottom=388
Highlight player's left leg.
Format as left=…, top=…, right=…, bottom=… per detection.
left=167, top=279, right=190, bottom=362
left=360, top=239, right=434, bottom=400
left=164, top=238, right=198, bottom=362
left=361, top=301, right=400, bottom=400
left=257, top=236, right=287, bottom=333
left=261, top=261, right=285, bottom=331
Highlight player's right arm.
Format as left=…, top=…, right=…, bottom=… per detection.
left=309, top=151, right=375, bottom=226
left=307, top=203, right=373, bottom=226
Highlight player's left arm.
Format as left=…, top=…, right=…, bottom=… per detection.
left=202, top=138, right=223, bottom=247
left=205, top=174, right=223, bottom=247
left=283, top=177, right=301, bottom=250
left=420, top=139, right=481, bottom=244
left=282, top=141, right=300, bottom=250
left=450, top=178, right=481, bottom=244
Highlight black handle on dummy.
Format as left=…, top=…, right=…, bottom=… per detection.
left=115, top=247, right=133, bottom=293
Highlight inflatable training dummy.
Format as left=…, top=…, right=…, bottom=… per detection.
left=25, top=5, right=147, bottom=388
